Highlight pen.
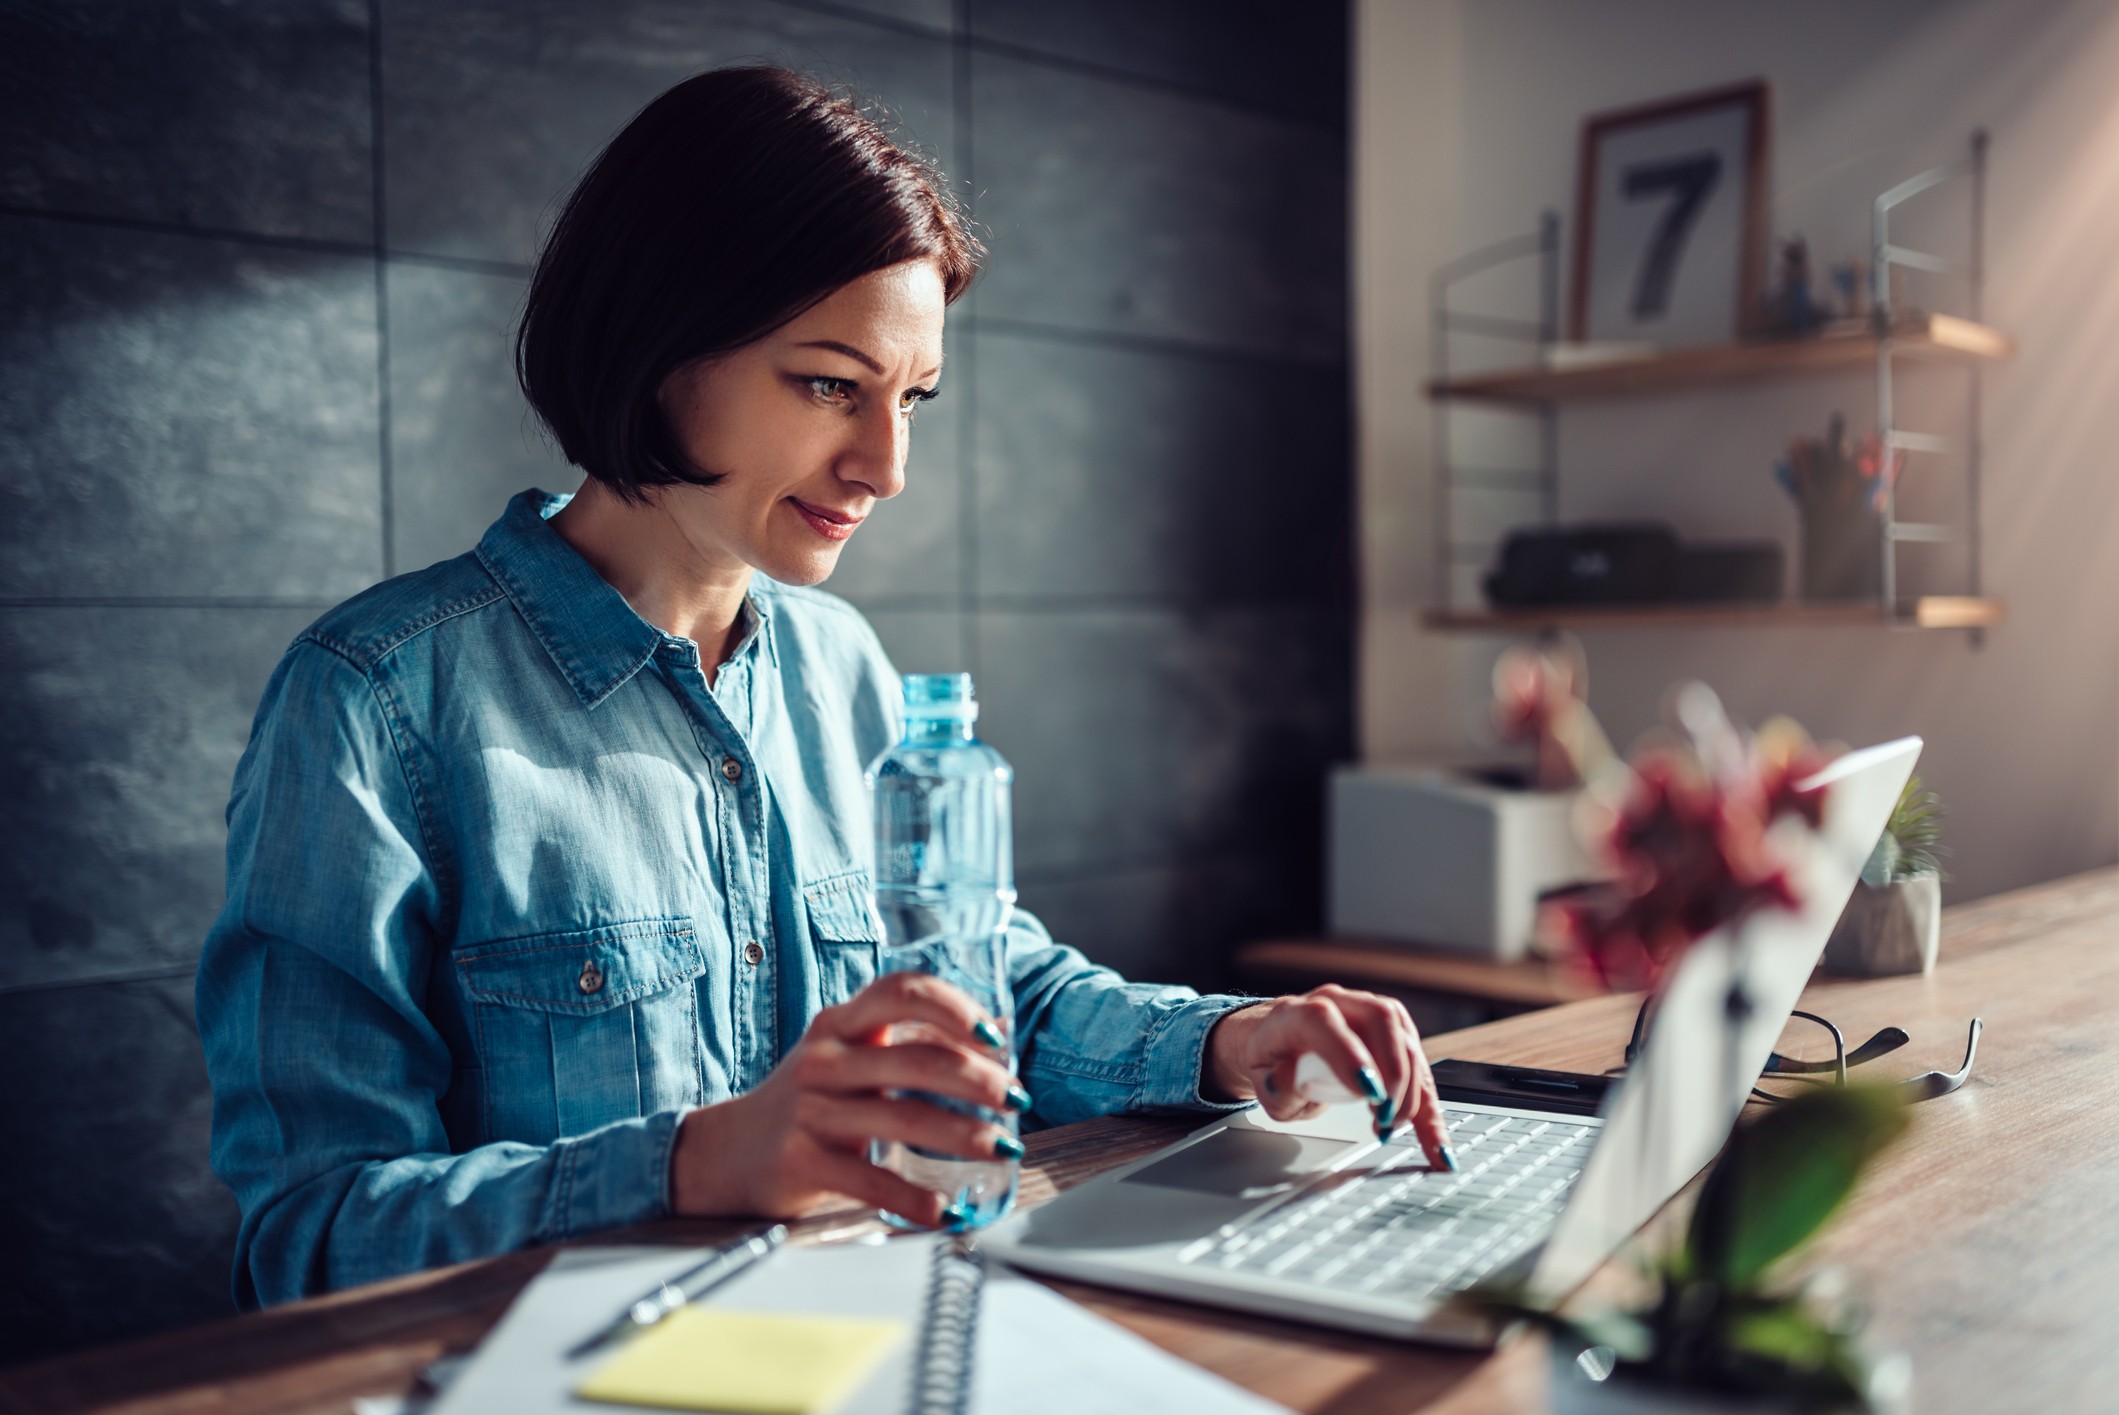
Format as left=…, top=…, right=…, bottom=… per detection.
left=566, top=1223, right=789, bottom=1360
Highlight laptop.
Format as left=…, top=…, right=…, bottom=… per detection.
left=985, top=737, right=1921, bottom=1344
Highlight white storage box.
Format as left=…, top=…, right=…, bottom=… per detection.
left=1327, top=763, right=1600, bottom=960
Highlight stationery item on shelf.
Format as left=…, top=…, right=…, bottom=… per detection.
left=568, top=1223, right=788, bottom=1359
left=1773, top=412, right=1904, bottom=600
left=429, top=1230, right=1292, bottom=1415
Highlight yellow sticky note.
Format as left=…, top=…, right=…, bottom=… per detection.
left=575, top=1307, right=907, bottom=1414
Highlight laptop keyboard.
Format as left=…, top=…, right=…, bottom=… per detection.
left=1179, top=1109, right=1596, bottom=1301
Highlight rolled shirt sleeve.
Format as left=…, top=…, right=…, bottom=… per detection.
left=196, top=641, right=674, bottom=1308
left=1001, top=908, right=1257, bottom=1127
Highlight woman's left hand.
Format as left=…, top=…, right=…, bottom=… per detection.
left=1204, top=985, right=1457, bottom=1171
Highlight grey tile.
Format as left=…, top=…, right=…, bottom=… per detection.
left=0, top=0, right=374, bottom=243
left=1020, top=848, right=1315, bottom=992
left=0, top=974, right=238, bottom=1363
left=972, top=329, right=1350, bottom=603
left=861, top=606, right=970, bottom=676
left=385, top=261, right=573, bottom=575
left=969, top=0, right=1348, bottom=127
left=816, top=339, right=965, bottom=602
left=975, top=607, right=1351, bottom=877
left=828, top=0, right=958, bottom=34
left=382, top=0, right=960, bottom=267
left=970, top=52, right=1346, bottom=362
left=0, top=217, right=382, bottom=599
left=0, top=608, right=317, bottom=993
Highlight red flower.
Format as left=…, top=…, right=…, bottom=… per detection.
left=1542, top=736, right=1826, bottom=993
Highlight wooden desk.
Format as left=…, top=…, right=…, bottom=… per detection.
left=6, top=869, right=2115, bottom=1415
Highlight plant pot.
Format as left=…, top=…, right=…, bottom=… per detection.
left=1821, top=874, right=1941, bottom=977
left=1548, top=1346, right=1908, bottom=1415
left=1327, top=763, right=1600, bottom=959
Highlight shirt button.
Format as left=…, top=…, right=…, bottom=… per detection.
left=742, top=941, right=765, bottom=966
left=721, top=758, right=743, bottom=783
left=577, top=959, right=604, bottom=995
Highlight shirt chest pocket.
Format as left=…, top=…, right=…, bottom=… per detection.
left=806, top=872, right=885, bottom=1006
left=456, top=918, right=705, bottom=1146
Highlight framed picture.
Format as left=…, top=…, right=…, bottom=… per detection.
left=1568, top=80, right=1770, bottom=347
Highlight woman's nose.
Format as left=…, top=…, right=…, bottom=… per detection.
left=841, top=404, right=907, bottom=501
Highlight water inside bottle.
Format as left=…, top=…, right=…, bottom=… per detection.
left=871, top=928, right=1018, bottom=1230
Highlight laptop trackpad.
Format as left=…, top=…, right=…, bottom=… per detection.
left=1010, top=1128, right=1358, bottom=1253
left=1123, top=1127, right=1357, bottom=1200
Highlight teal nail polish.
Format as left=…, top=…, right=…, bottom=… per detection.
left=994, top=1133, right=1025, bottom=1161
left=1373, top=1096, right=1398, bottom=1136
left=1439, top=1144, right=1460, bottom=1174
left=940, top=1202, right=972, bottom=1229
left=1005, top=1084, right=1033, bottom=1112
left=1356, top=1066, right=1387, bottom=1103
left=973, top=1019, right=1006, bottom=1049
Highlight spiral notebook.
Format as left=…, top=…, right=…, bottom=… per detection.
left=426, top=1230, right=1289, bottom=1415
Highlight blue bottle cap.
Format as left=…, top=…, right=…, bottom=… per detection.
left=902, top=673, right=979, bottom=722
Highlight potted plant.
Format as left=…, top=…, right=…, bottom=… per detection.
left=1459, top=648, right=1916, bottom=1411
left=1463, top=1082, right=1912, bottom=1413
left=1821, top=776, right=1945, bottom=977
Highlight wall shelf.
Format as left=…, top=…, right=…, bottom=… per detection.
left=1428, top=314, right=2015, bottom=404
left=1422, top=594, right=2006, bottom=634
left=1425, top=132, right=2003, bottom=642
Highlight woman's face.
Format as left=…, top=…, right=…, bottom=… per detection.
left=653, top=259, right=947, bottom=587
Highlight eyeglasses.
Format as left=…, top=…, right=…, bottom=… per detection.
left=1623, top=997, right=1982, bottom=1105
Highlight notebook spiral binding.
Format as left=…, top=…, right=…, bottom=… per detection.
left=907, top=1235, right=985, bottom=1415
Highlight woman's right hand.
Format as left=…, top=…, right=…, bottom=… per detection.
left=668, top=971, right=1028, bottom=1226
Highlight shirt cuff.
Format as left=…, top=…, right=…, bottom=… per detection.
left=1134, top=994, right=1266, bottom=1113
left=545, top=1108, right=687, bottom=1241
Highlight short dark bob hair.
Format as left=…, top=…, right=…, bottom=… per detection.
left=516, top=66, right=981, bottom=500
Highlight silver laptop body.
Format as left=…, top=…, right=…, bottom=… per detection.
left=985, top=738, right=1921, bottom=1343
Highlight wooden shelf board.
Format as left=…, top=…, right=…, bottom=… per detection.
left=1236, top=937, right=1589, bottom=1009
left=1428, top=315, right=2016, bottom=403
left=1423, top=596, right=2006, bottom=633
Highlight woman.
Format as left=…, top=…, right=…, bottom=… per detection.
left=196, top=66, right=1452, bottom=1309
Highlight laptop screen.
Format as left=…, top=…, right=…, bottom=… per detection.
left=1526, top=737, right=1921, bottom=1303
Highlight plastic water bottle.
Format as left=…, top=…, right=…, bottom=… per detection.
left=866, top=673, right=1019, bottom=1229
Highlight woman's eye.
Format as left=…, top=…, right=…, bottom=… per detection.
left=805, top=376, right=856, bottom=404
left=900, top=386, right=941, bottom=418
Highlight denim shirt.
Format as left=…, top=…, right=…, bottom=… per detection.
left=195, top=490, right=1250, bottom=1309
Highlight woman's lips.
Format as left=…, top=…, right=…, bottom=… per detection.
left=788, top=497, right=864, bottom=542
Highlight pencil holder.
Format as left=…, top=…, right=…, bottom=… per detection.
left=1800, top=491, right=1883, bottom=601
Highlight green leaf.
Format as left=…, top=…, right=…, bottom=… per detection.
left=1686, top=1085, right=1910, bottom=1288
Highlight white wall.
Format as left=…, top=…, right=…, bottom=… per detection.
left=1355, top=0, right=2119, bottom=903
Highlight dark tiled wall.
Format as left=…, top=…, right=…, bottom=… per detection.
left=0, top=0, right=1350, bottom=1360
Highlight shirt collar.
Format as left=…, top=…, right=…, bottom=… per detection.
left=475, top=490, right=780, bottom=707
left=474, top=489, right=667, bottom=709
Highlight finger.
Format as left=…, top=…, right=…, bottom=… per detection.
left=820, top=972, right=1007, bottom=1053
left=1255, top=1063, right=1325, bottom=1123
left=1401, top=1041, right=1457, bottom=1172
left=1323, top=988, right=1418, bottom=1138
left=801, top=1093, right=1022, bottom=1165
left=800, top=1039, right=1023, bottom=1114
left=804, top=1145, right=951, bottom=1227
left=1276, top=995, right=1387, bottom=1115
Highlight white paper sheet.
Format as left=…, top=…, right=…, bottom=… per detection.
left=415, top=1232, right=1291, bottom=1415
